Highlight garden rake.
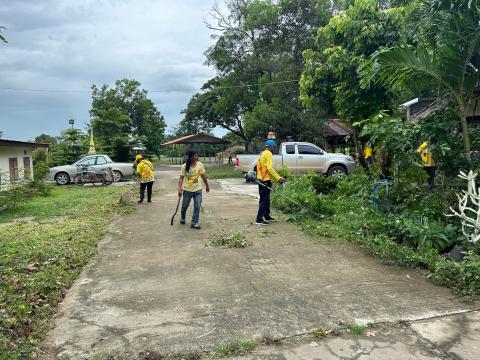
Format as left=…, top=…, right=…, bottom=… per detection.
left=170, top=193, right=182, bottom=225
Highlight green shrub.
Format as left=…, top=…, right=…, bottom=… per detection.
left=433, top=252, right=480, bottom=296
left=311, top=175, right=340, bottom=194
left=271, top=175, right=334, bottom=217
left=334, top=169, right=375, bottom=199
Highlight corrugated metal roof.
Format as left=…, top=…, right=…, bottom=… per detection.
left=0, top=139, right=50, bottom=147
left=324, top=118, right=353, bottom=137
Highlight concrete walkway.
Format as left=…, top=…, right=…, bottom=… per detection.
left=42, top=171, right=478, bottom=359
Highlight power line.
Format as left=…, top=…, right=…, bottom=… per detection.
left=0, top=79, right=300, bottom=94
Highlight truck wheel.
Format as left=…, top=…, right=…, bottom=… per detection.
left=327, top=165, right=347, bottom=177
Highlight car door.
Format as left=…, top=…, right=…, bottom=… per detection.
left=296, top=144, right=326, bottom=173
left=93, top=156, right=109, bottom=171
left=282, top=144, right=298, bottom=173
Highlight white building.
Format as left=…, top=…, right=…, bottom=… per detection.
left=0, top=139, right=49, bottom=188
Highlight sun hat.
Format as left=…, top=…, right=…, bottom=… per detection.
left=265, top=139, right=277, bottom=148
left=135, top=154, right=143, bottom=161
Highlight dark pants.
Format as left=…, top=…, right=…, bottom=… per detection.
left=139, top=181, right=154, bottom=202
left=424, top=166, right=437, bottom=189
left=181, top=190, right=202, bottom=225
left=256, top=180, right=272, bottom=223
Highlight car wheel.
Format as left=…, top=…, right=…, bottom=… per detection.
left=55, top=172, right=70, bottom=185
left=112, top=170, right=122, bottom=182
left=327, top=165, right=347, bottom=177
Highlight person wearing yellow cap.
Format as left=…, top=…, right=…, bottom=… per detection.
left=135, top=154, right=155, bottom=203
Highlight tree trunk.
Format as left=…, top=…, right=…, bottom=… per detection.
left=352, top=127, right=369, bottom=172
left=460, top=114, right=471, bottom=162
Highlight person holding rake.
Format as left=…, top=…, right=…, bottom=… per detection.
left=178, top=150, right=210, bottom=229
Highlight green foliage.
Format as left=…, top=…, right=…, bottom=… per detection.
left=301, top=0, right=405, bottom=124
left=211, top=339, right=257, bottom=358
left=32, top=149, right=49, bottom=180
left=210, top=232, right=251, bottom=248
left=311, top=175, right=340, bottom=194
left=181, top=0, right=332, bottom=144
left=363, top=0, right=480, bottom=156
left=271, top=174, right=334, bottom=217
left=205, top=165, right=244, bottom=179
left=91, top=79, right=166, bottom=159
left=347, top=323, right=366, bottom=336
left=0, top=185, right=127, bottom=357
left=433, top=252, right=480, bottom=296
left=45, top=128, right=88, bottom=166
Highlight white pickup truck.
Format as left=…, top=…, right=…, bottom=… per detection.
left=237, top=142, right=356, bottom=176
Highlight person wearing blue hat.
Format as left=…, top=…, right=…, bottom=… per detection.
left=255, top=139, right=286, bottom=225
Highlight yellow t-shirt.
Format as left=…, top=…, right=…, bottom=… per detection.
left=256, top=150, right=281, bottom=182
left=364, top=146, right=373, bottom=158
left=417, top=141, right=436, bottom=167
left=181, top=162, right=205, bottom=192
left=136, top=160, right=154, bottom=183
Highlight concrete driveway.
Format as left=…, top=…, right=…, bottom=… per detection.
left=42, top=171, right=476, bottom=359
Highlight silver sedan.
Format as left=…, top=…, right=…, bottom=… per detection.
left=47, top=155, right=134, bottom=185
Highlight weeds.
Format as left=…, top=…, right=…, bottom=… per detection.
left=313, top=326, right=327, bottom=338
left=211, top=340, right=257, bottom=358
left=347, top=323, right=366, bottom=336
left=209, top=232, right=251, bottom=248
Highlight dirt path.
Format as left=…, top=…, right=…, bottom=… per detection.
left=42, top=172, right=475, bottom=359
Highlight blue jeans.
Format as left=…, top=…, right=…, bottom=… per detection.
left=181, top=190, right=202, bottom=225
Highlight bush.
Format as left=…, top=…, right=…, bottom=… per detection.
left=311, top=175, right=340, bottom=194
left=271, top=174, right=334, bottom=217
left=433, top=252, right=480, bottom=296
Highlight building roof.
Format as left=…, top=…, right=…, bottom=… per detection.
left=324, top=118, right=353, bottom=137
left=162, top=133, right=231, bottom=146
left=0, top=139, right=50, bottom=148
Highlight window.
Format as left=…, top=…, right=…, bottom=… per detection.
left=285, top=145, right=296, bottom=154
left=298, top=145, right=323, bottom=155
left=96, top=156, right=108, bottom=165
left=78, top=157, right=96, bottom=166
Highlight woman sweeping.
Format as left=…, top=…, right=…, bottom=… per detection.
left=178, top=151, right=210, bottom=229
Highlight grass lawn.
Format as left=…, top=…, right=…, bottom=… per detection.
left=0, top=184, right=130, bottom=359
left=207, top=164, right=244, bottom=179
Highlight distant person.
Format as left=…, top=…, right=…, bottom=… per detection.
left=255, top=140, right=286, bottom=226
left=178, top=151, right=210, bottom=229
left=228, top=151, right=233, bottom=165
left=364, top=146, right=373, bottom=165
left=417, top=140, right=436, bottom=188
left=135, top=155, right=155, bottom=204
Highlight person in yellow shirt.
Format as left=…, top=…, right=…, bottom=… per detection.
left=417, top=140, right=437, bottom=188
left=135, top=155, right=155, bottom=203
left=178, top=151, right=210, bottom=229
left=364, top=145, right=373, bottom=165
left=255, top=140, right=286, bottom=225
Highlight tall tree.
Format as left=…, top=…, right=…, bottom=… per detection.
left=362, top=0, right=480, bottom=159
left=300, top=0, right=405, bottom=169
left=90, top=79, right=166, bottom=159
left=183, top=0, right=332, bottom=146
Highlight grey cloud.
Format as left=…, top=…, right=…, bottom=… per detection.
left=0, top=0, right=216, bottom=140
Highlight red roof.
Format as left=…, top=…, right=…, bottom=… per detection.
left=324, top=118, right=353, bottom=137
left=0, top=139, right=50, bottom=148
left=162, top=133, right=231, bottom=146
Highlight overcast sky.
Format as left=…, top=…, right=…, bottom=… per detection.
left=0, top=0, right=218, bottom=141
